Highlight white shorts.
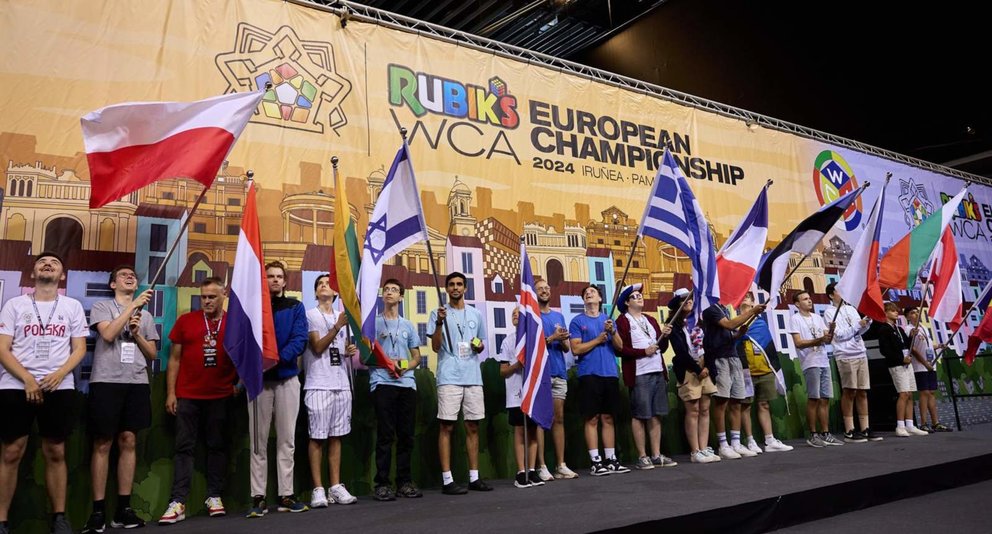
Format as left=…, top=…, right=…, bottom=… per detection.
left=437, top=385, right=485, bottom=421
left=888, top=365, right=917, bottom=394
left=305, top=389, right=352, bottom=439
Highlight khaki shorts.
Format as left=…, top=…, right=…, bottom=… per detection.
left=837, top=357, right=870, bottom=390
left=888, top=365, right=917, bottom=393
left=551, top=376, right=568, bottom=400
left=437, top=385, right=485, bottom=421
left=751, top=372, right=778, bottom=403
left=678, top=372, right=718, bottom=402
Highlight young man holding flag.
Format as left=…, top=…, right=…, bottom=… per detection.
left=534, top=280, right=578, bottom=480
left=789, top=291, right=841, bottom=448
left=826, top=282, right=881, bottom=443
left=904, top=308, right=948, bottom=432
left=499, top=309, right=545, bottom=488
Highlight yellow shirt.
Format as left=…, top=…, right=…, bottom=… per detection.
left=745, top=340, right=772, bottom=376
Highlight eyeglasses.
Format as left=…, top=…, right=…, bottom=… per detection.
left=629, top=293, right=643, bottom=300
left=383, top=287, right=401, bottom=294
left=117, top=272, right=137, bottom=279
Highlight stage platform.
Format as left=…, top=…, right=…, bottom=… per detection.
left=170, top=431, right=992, bottom=533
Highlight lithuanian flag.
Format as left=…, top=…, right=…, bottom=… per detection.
left=332, top=167, right=372, bottom=365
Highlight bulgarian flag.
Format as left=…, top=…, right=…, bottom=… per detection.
left=332, top=166, right=372, bottom=366
left=879, top=187, right=967, bottom=289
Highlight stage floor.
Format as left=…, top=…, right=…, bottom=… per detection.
left=169, top=431, right=992, bottom=533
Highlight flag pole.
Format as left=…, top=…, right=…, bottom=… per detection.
left=947, top=280, right=992, bottom=340
left=146, top=181, right=213, bottom=291
left=330, top=156, right=359, bottom=392
left=608, top=234, right=641, bottom=319
left=400, top=126, right=454, bottom=351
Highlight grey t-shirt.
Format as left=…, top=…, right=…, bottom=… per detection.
left=89, top=299, right=159, bottom=384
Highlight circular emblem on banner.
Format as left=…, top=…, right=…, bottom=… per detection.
left=468, top=320, right=477, bottom=329
left=812, top=150, right=863, bottom=232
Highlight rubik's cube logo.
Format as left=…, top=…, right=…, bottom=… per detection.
left=489, top=77, right=507, bottom=97
left=216, top=24, right=353, bottom=135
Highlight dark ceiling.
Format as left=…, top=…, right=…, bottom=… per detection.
left=347, top=0, right=991, bottom=178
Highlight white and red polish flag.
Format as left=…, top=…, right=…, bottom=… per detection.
left=81, top=90, right=264, bottom=209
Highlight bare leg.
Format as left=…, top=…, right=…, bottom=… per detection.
left=740, top=403, right=753, bottom=439
left=328, top=437, right=342, bottom=487
left=308, top=439, right=324, bottom=488
left=584, top=416, right=600, bottom=454
left=648, top=417, right=661, bottom=458
left=465, top=421, right=480, bottom=471
left=552, top=398, right=566, bottom=466
left=600, top=414, right=615, bottom=449
left=698, top=395, right=712, bottom=450
left=439, top=421, right=454, bottom=472
left=0, top=437, right=28, bottom=521
left=91, top=437, right=113, bottom=501
left=757, top=401, right=773, bottom=437
left=536, top=427, right=546, bottom=468
left=684, top=400, right=700, bottom=452
left=817, top=399, right=830, bottom=432
left=116, top=431, right=137, bottom=496
left=42, top=439, right=67, bottom=514
left=712, top=397, right=728, bottom=434
left=631, top=418, right=647, bottom=458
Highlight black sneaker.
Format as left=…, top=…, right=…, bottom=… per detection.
left=918, top=423, right=933, bottom=433
left=606, top=459, right=630, bottom=474
left=396, top=482, right=423, bottom=498
left=513, top=472, right=532, bottom=489
left=468, top=479, right=493, bottom=492
left=527, top=470, right=545, bottom=486
left=590, top=461, right=610, bottom=476
left=373, top=485, right=396, bottom=501
left=81, top=511, right=106, bottom=533
left=111, top=507, right=145, bottom=529
left=843, top=430, right=867, bottom=443
left=933, top=423, right=953, bottom=432
left=441, top=482, right=467, bottom=495
left=862, top=428, right=884, bottom=441
left=52, top=515, right=73, bottom=534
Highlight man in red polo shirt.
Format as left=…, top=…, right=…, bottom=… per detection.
left=158, top=277, right=238, bottom=525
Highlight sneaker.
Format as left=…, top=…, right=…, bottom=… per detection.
left=652, top=455, right=678, bottom=467
left=907, top=426, right=929, bottom=436
left=329, top=485, right=357, bottom=504
left=606, top=458, right=630, bottom=474
left=933, top=423, right=953, bottom=432
left=764, top=439, right=794, bottom=452
left=514, top=471, right=532, bottom=488
left=732, top=443, right=757, bottom=457
left=397, top=482, right=423, bottom=498
left=718, top=445, right=742, bottom=459
left=81, top=511, right=105, bottom=533
left=555, top=464, right=579, bottom=479
left=245, top=496, right=267, bottom=518
left=111, top=507, right=145, bottom=528
left=537, top=465, right=554, bottom=482
left=918, top=423, right=933, bottom=433
left=527, top=470, right=545, bottom=486
left=895, top=427, right=910, bottom=437
left=635, top=456, right=655, bottom=470
left=746, top=439, right=764, bottom=455
left=468, top=479, right=493, bottom=491
left=373, top=485, right=396, bottom=502
left=691, top=450, right=712, bottom=463
left=441, top=482, right=468, bottom=495
left=52, top=515, right=73, bottom=534
left=204, top=496, right=226, bottom=517
left=277, top=495, right=309, bottom=512
left=158, top=501, right=186, bottom=525
left=311, top=487, right=329, bottom=508
left=703, top=447, right=722, bottom=461
left=0, top=522, right=8, bottom=534
left=590, top=461, right=610, bottom=476
left=863, top=428, right=884, bottom=441
left=806, top=434, right=826, bottom=448
left=843, top=430, right=868, bottom=443
left=822, top=433, right=845, bottom=446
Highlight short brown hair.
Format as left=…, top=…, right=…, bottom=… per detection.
left=108, top=264, right=136, bottom=286
left=265, top=261, right=287, bottom=277
left=883, top=301, right=899, bottom=313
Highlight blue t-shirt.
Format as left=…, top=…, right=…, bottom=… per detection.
left=702, top=304, right=736, bottom=359
left=569, top=312, right=618, bottom=378
left=427, top=305, right=486, bottom=386
left=541, top=310, right=568, bottom=379
left=370, top=315, right=420, bottom=391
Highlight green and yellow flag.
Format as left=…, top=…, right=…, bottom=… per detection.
left=332, top=166, right=371, bottom=364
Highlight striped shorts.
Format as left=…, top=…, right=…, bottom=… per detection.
left=304, top=389, right=352, bottom=439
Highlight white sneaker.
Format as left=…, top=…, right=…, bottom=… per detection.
left=555, top=464, right=579, bottom=479
left=895, top=427, right=910, bottom=437
left=764, top=439, right=794, bottom=452
left=732, top=443, right=757, bottom=457
left=691, top=450, right=716, bottom=464
left=746, top=439, right=764, bottom=455
left=719, top=444, right=742, bottom=459
left=158, top=501, right=186, bottom=525
left=703, top=447, right=722, bottom=461
left=329, top=484, right=357, bottom=505
left=310, top=487, right=329, bottom=508
left=907, top=426, right=929, bottom=436
left=537, top=465, right=555, bottom=481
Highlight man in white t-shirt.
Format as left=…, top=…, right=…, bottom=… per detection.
left=497, top=309, right=545, bottom=489
left=303, top=274, right=358, bottom=508
left=826, top=282, right=881, bottom=443
left=0, top=252, right=88, bottom=534
left=788, top=291, right=840, bottom=448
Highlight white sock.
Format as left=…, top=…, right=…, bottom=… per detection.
left=588, top=449, right=600, bottom=462
left=730, top=431, right=741, bottom=447
left=442, top=471, right=454, bottom=485
left=717, top=432, right=727, bottom=446
left=469, top=470, right=479, bottom=482
left=764, top=434, right=777, bottom=445
left=904, top=419, right=915, bottom=429
left=896, top=420, right=905, bottom=429
left=605, top=448, right=616, bottom=460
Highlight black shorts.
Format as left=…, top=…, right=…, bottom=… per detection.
left=87, top=383, right=152, bottom=438
left=579, top=375, right=620, bottom=419
left=0, top=389, right=76, bottom=443
left=507, top=407, right=537, bottom=429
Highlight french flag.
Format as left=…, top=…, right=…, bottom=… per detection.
left=223, top=180, right=279, bottom=401
left=836, top=180, right=888, bottom=322
left=716, top=184, right=769, bottom=308
left=517, top=240, right=553, bottom=430
left=81, top=90, right=264, bottom=209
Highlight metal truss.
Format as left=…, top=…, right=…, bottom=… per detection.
left=292, top=0, right=992, bottom=187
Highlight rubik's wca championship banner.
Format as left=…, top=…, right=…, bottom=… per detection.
left=2, top=0, right=991, bottom=365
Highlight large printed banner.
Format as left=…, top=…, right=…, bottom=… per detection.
left=2, top=0, right=991, bottom=367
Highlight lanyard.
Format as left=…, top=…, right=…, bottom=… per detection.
left=320, top=309, right=342, bottom=355
left=202, top=312, right=223, bottom=339
left=113, top=299, right=137, bottom=340
left=30, top=294, right=59, bottom=334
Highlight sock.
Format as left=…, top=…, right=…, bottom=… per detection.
left=517, top=470, right=525, bottom=475
left=717, top=432, right=727, bottom=447
left=330, top=484, right=343, bottom=491
left=730, top=431, right=741, bottom=447
left=588, top=449, right=600, bottom=462
left=859, top=416, right=870, bottom=431
left=117, top=495, right=130, bottom=513
left=905, top=419, right=915, bottom=429
left=843, top=416, right=855, bottom=432
left=442, top=471, right=454, bottom=485
left=469, top=469, right=479, bottom=483
left=764, top=434, right=777, bottom=445
left=747, top=435, right=757, bottom=444
left=896, top=420, right=905, bottom=429
left=93, top=499, right=106, bottom=514
left=605, top=448, right=616, bottom=460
